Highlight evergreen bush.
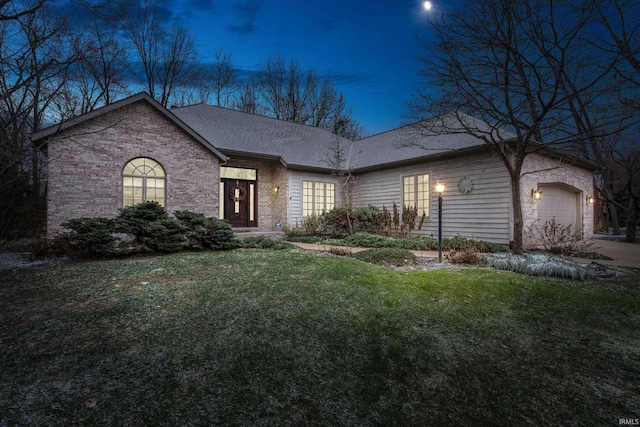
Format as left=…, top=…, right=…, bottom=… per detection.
left=115, top=202, right=184, bottom=253
left=350, top=247, right=417, bottom=266
left=175, top=211, right=236, bottom=250
left=53, top=204, right=241, bottom=257
left=343, top=232, right=396, bottom=248
left=237, top=235, right=295, bottom=250
left=53, top=217, right=117, bottom=258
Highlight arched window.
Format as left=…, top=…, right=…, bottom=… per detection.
left=122, top=158, right=166, bottom=207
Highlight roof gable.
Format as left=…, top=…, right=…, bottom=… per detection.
left=31, top=92, right=228, bottom=162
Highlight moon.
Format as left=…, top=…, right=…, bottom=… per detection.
left=423, top=1, right=433, bottom=11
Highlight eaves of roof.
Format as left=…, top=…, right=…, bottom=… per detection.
left=219, top=148, right=335, bottom=173
left=352, top=143, right=495, bottom=173
left=527, top=141, right=601, bottom=171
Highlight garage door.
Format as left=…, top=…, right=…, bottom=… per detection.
left=537, top=185, right=578, bottom=228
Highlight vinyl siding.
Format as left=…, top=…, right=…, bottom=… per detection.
left=352, top=151, right=512, bottom=244
left=287, top=170, right=342, bottom=226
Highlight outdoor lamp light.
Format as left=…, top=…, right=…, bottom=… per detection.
left=587, top=195, right=594, bottom=205
left=436, top=182, right=445, bottom=263
left=273, top=185, right=279, bottom=193
left=532, top=188, right=542, bottom=200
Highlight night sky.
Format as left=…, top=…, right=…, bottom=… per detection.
left=155, top=0, right=438, bottom=136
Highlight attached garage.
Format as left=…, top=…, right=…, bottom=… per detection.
left=537, top=183, right=581, bottom=229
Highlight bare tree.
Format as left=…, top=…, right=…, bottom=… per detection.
left=234, top=76, right=262, bottom=114
left=407, top=0, right=616, bottom=254
left=0, top=0, right=45, bottom=21
left=175, top=49, right=238, bottom=107
left=55, top=18, right=128, bottom=117
left=254, top=55, right=363, bottom=138
left=0, top=0, right=74, bottom=238
left=209, top=49, right=237, bottom=107
left=591, top=0, right=640, bottom=241
left=122, top=0, right=199, bottom=107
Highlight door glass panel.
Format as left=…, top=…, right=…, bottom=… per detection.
left=234, top=188, right=240, bottom=213
left=249, top=183, right=255, bottom=221
left=221, top=167, right=257, bottom=180
left=219, top=182, right=224, bottom=219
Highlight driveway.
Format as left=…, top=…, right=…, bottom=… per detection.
left=572, top=239, right=640, bottom=269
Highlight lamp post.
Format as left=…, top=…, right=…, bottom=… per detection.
left=435, top=182, right=445, bottom=263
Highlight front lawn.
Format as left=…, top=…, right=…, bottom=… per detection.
left=1, top=249, right=639, bottom=425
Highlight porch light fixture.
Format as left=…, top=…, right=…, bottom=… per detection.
left=532, top=188, right=542, bottom=201
left=587, top=195, right=595, bottom=205
left=273, top=185, right=279, bottom=193
left=435, top=182, right=445, bottom=263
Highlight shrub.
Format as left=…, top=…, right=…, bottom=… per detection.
left=53, top=217, right=118, bottom=258
left=328, top=246, right=352, bottom=256
left=446, top=249, right=486, bottom=265
left=321, top=205, right=382, bottom=237
left=115, top=202, right=184, bottom=253
left=351, top=247, right=417, bottom=266
left=526, top=218, right=594, bottom=255
left=283, top=235, right=324, bottom=244
left=378, top=203, right=426, bottom=237
left=395, top=236, right=438, bottom=250
left=443, top=234, right=507, bottom=253
left=486, top=253, right=597, bottom=280
left=175, top=211, right=236, bottom=250
left=323, top=207, right=353, bottom=236
left=237, top=235, right=295, bottom=250
left=283, top=214, right=328, bottom=237
left=116, top=201, right=168, bottom=240
left=351, top=205, right=382, bottom=234
left=343, top=232, right=396, bottom=248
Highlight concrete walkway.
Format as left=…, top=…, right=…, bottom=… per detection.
left=290, top=240, right=640, bottom=269
left=570, top=239, right=640, bottom=269
left=290, top=242, right=448, bottom=261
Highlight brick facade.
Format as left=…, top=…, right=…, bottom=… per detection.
left=46, top=100, right=221, bottom=236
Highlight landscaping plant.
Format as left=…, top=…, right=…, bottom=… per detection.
left=526, top=217, right=594, bottom=255
left=175, top=210, right=236, bottom=250
left=486, top=252, right=598, bottom=280
left=53, top=203, right=237, bottom=257
left=350, top=247, right=418, bottom=266
left=53, top=217, right=117, bottom=258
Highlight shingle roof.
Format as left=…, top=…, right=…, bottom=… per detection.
left=171, top=104, right=351, bottom=170
left=349, top=112, right=517, bottom=171
left=33, top=92, right=597, bottom=173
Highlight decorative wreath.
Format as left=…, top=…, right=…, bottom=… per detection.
left=229, top=186, right=247, bottom=202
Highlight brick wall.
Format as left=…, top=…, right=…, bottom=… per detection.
left=47, top=100, right=221, bottom=236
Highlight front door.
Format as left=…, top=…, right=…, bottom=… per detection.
left=223, top=178, right=256, bottom=227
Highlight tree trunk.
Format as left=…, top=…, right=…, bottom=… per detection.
left=609, top=203, right=621, bottom=235
left=625, top=198, right=637, bottom=243
left=510, top=172, right=524, bottom=255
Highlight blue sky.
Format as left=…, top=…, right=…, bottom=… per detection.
left=158, top=0, right=437, bottom=136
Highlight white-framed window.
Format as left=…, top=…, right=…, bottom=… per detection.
left=122, top=157, right=166, bottom=207
left=403, top=174, right=430, bottom=216
left=303, top=181, right=335, bottom=217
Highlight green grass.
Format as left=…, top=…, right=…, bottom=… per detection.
left=1, top=249, right=639, bottom=425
